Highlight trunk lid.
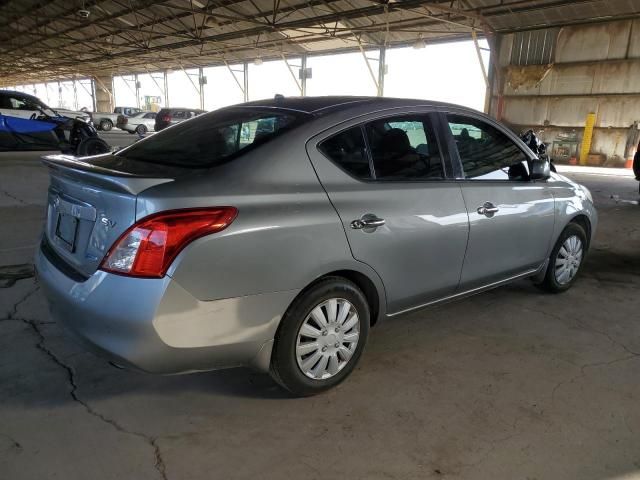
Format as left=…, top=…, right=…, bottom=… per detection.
left=42, top=154, right=175, bottom=278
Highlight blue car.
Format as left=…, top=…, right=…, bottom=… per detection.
left=0, top=90, right=109, bottom=155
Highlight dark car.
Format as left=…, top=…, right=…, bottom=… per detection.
left=155, top=107, right=206, bottom=131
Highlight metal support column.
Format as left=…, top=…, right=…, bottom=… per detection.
left=134, top=74, right=140, bottom=109
left=163, top=71, right=169, bottom=107
left=301, top=54, right=308, bottom=96
left=282, top=54, right=303, bottom=96
left=377, top=46, right=386, bottom=97
left=90, top=79, right=97, bottom=112
left=471, top=30, right=489, bottom=89
left=72, top=80, right=78, bottom=110
left=243, top=62, right=249, bottom=102
left=198, top=67, right=205, bottom=110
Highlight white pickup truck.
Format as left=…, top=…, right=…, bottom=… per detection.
left=92, top=106, right=142, bottom=131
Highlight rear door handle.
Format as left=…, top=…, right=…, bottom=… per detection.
left=477, top=202, right=499, bottom=217
left=350, top=215, right=385, bottom=230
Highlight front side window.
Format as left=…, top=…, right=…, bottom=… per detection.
left=117, top=108, right=307, bottom=168
left=365, top=115, right=444, bottom=180
left=318, top=127, right=370, bottom=180
left=447, top=114, right=529, bottom=181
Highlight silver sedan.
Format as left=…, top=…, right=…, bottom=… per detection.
left=116, top=111, right=156, bottom=135
left=36, top=97, right=597, bottom=396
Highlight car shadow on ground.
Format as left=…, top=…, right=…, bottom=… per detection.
left=1, top=275, right=540, bottom=407
left=3, top=240, right=637, bottom=408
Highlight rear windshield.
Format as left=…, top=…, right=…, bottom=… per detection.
left=117, top=108, right=308, bottom=168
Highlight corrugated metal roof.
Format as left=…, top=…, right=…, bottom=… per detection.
left=0, top=0, right=639, bottom=85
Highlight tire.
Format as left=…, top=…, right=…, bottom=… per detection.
left=270, top=277, right=370, bottom=396
left=135, top=124, right=147, bottom=135
left=99, top=119, right=113, bottom=131
left=76, top=137, right=111, bottom=156
left=537, top=223, right=588, bottom=293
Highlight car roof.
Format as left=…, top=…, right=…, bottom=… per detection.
left=238, top=95, right=466, bottom=116
left=0, top=90, right=39, bottom=100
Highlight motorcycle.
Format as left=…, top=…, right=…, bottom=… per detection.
left=0, top=105, right=110, bottom=156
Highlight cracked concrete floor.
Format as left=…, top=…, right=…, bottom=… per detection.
left=1, top=151, right=639, bottom=480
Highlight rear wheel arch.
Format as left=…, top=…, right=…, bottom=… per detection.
left=283, top=270, right=383, bottom=329
left=324, top=270, right=381, bottom=326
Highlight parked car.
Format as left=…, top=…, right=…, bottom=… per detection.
left=116, top=111, right=156, bottom=134
left=154, top=107, right=205, bottom=131
left=0, top=90, right=109, bottom=155
left=0, top=90, right=91, bottom=123
left=36, top=97, right=597, bottom=396
left=93, top=106, right=143, bottom=131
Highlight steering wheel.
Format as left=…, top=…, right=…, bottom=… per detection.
left=30, top=113, right=37, bottom=120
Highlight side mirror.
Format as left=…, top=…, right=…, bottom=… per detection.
left=530, top=158, right=551, bottom=180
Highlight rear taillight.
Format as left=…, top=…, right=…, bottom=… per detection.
left=100, top=207, right=237, bottom=278
left=161, top=114, right=171, bottom=122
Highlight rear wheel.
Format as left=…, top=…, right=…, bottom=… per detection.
left=270, top=277, right=370, bottom=396
left=76, top=137, right=110, bottom=156
left=537, top=223, right=587, bottom=293
left=99, top=119, right=112, bottom=131
left=135, top=124, right=147, bottom=135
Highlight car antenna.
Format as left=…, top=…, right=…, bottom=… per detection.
left=274, top=94, right=285, bottom=102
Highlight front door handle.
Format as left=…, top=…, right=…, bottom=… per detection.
left=477, top=202, right=499, bottom=217
left=350, top=215, right=385, bottom=230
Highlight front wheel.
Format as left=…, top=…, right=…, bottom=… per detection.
left=536, top=223, right=588, bottom=293
left=136, top=124, right=147, bottom=135
left=99, top=119, right=113, bottom=131
left=270, top=277, right=370, bottom=396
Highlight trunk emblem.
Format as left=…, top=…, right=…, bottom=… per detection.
left=101, top=217, right=117, bottom=229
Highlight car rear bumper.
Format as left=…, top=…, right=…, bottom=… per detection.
left=35, top=246, right=298, bottom=374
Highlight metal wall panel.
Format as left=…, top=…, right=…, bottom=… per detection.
left=503, top=96, right=640, bottom=128
left=503, top=60, right=640, bottom=96
left=510, top=28, right=559, bottom=65
left=555, top=20, right=633, bottom=62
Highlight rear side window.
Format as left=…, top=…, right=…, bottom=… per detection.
left=318, top=127, right=371, bottom=180
left=117, top=108, right=308, bottom=168
left=447, top=114, right=529, bottom=181
left=365, top=116, right=443, bottom=180
left=319, top=114, right=444, bottom=181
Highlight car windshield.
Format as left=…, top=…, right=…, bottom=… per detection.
left=10, top=94, right=58, bottom=117
left=117, top=107, right=309, bottom=168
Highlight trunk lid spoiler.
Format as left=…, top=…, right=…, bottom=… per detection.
left=41, top=154, right=174, bottom=195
